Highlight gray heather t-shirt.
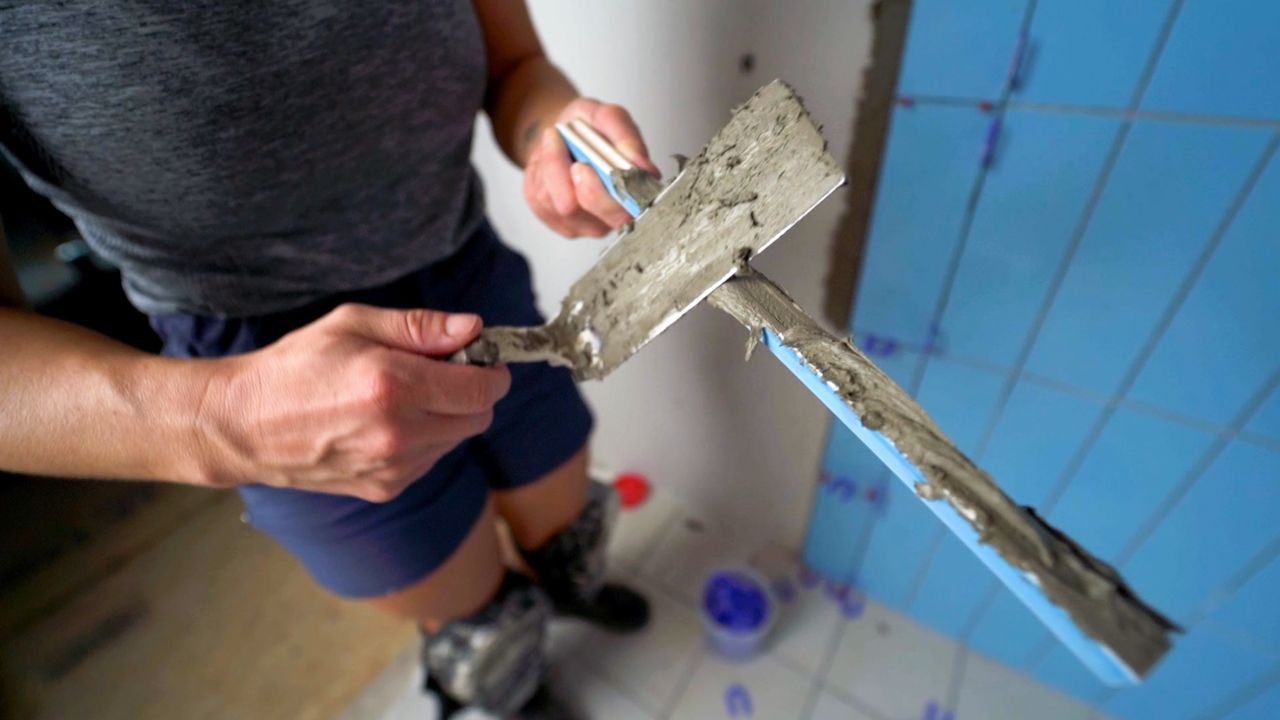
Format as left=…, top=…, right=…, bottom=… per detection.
left=0, top=1, right=488, bottom=316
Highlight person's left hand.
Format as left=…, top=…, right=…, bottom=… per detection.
left=524, top=98, right=661, bottom=238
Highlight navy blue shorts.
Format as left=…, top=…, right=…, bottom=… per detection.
left=150, top=221, right=593, bottom=598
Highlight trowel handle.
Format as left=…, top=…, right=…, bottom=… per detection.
left=448, top=325, right=573, bottom=369
left=556, top=119, right=646, bottom=217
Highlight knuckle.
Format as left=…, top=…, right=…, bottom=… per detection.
left=328, top=302, right=360, bottom=324
left=362, top=364, right=398, bottom=407
left=367, top=426, right=405, bottom=458
left=400, top=308, right=438, bottom=347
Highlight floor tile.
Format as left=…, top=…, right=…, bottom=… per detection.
left=640, top=509, right=749, bottom=607
left=955, top=652, right=1094, bottom=720
left=769, top=582, right=844, bottom=675
left=810, top=689, right=879, bottom=720
left=609, top=485, right=680, bottom=573
left=824, top=601, right=960, bottom=720
left=552, top=580, right=703, bottom=714
left=668, top=653, right=811, bottom=720
left=548, top=663, right=656, bottom=720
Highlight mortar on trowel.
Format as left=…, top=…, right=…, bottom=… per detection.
left=453, top=79, right=1180, bottom=686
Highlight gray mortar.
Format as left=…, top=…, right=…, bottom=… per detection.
left=454, top=80, right=844, bottom=380
left=707, top=268, right=1179, bottom=678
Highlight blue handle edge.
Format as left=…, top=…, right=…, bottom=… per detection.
left=556, top=126, right=645, bottom=218
left=761, top=328, right=1140, bottom=687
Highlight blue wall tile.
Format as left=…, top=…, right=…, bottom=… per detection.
left=1245, top=389, right=1280, bottom=444
left=806, top=423, right=891, bottom=581
left=853, top=104, right=989, bottom=343
left=1017, top=0, right=1174, bottom=107
left=1221, top=679, right=1280, bottom=720
left=968, top=590, right=1052, bottom=667
left=940, top=111, right=1119, bottom=368
left=1032, top=645, right=1109, bottom=704
left=1141, top=0, right=1280, bottom=119
left=1106, top=627, right=1276, bottom=719
left=1024, top=121, right=1272, bottom=396
left=1122, top=442, right=1280, bottom=625
left=909, top=535, right=994, bottom=637
left=1047, top=409, right=1215, bottom=562
left=1129, top=151, right=1280, bottom=426
left=897, top=0, right=1028, bottom=99
left=1205, top=554, right=1280, bottom=653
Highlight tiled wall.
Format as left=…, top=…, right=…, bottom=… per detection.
left=805, top=1, right=1280, bottom=717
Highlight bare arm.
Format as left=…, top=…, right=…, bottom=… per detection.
left=0, top=215, right=510, bottom=501
left=473, top=0, right=661, bottom=237
left=0, top=216, right=214, bottom=483
left=474, top=0, right=577, bottom=168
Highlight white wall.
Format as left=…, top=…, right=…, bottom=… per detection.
left=471, top=1, right=875, bottom=548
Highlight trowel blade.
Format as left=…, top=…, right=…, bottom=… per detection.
left=468, top=81, right=845, bottom=380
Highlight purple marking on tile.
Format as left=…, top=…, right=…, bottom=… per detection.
left=981, top=116, right=1003, bottom=168
left=923, top=700, right=955, bottom=720
left=840, top=591, right=866, bottom=620
left=798, top=565, right=821, bottom=589
left=861, top=334, right=899, bottom=358
left=826, top=476, right=858, bottom=502
left=725, top=684, right=753, bottom=717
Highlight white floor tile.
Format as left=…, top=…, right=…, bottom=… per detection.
left=609, top=485, right=680, bottom=573
left=640, top=510, right=749, bottom=607
left=548, top=663, right=656, bottom=720
left=556, top=581, right=703, bottom=714
left=810, top=689, right=879, bottom=720
left=769, top=582, right=844, bottom=675
left=668, top=653, right=811, bottom=720
left=955, top=653, right=1094, bottom=720
left=824, top=601, right=960, bottom=720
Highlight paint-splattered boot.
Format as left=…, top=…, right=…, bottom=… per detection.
left=420, top=572, right=578, bottom=720
left=521, top=480, right=650, bottom=634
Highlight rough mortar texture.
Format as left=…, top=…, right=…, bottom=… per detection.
left=458, top=80, right=844, bottom=380
left=708, top=268, right=1178, bottom=679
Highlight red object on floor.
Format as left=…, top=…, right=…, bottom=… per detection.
left=613, top=472, right=650, bottom=509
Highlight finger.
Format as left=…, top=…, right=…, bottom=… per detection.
left=571, top=163, right=632, bottom=228
left=538, top=127, right=581, bottom=220
left=533, top=166, right=610, bottom=238
left=563, top=211, right=611, bottom=238
left=407, top=408, right=495, bottom=446
left=399, top=358, right=512, bottom=415
left=588, top=104, right=661, bottom=176
left=530, top=188, right=576, bottom=238
left=329, top=304, right=481, bottom=356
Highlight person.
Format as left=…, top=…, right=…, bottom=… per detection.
left=0, top=2, right=661, bottom=717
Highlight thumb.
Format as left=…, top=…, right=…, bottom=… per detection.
left=329, top=303, right=482, bottom=356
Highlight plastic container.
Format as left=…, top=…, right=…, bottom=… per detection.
left=701, top=566, right=776, bottom=661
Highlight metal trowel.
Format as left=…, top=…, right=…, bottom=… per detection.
left=453, top=80, right=844, bottom=380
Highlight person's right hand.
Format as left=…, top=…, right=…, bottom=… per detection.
left=196, top=304, right=511, bottom=502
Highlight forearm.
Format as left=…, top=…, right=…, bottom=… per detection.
left=0, top=307, right=221, bottom=486
left=485, top=54, right=577, bottom=168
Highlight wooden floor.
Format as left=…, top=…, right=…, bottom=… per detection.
left=2, top=490, right=413, bottom=720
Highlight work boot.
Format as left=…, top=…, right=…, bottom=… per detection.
left=425, top=673, right=577, bottom=720
left=420, top=573, right=578, bottom=719
left=521, top=480, right=650, bottom=633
